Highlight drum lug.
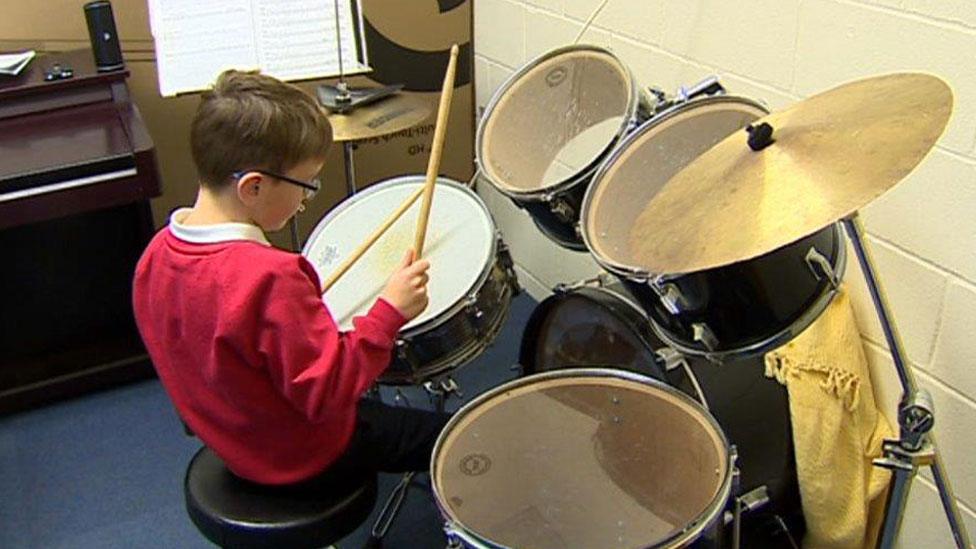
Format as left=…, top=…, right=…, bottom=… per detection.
left=544, top=193, right=576, bottom=224
left=465, top=294, right=484, bottom=319
left=650, top=279, right=687, bottom=314
left=496, top=235, right=521, bottom=295
left=692, top=322, right=720, bottom=351
left=805, top=247, right=840, bottom=290
left=395, top=338, right=419, bottom=369
left=680, top=75, right=726, bottom=102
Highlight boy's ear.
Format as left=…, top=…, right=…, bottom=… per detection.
left=236, top=172, right=263, bottom=205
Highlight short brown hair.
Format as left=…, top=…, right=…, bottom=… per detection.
left=190, top=70, right=333, bottom=189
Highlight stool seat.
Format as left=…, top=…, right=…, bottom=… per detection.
left=184, top=446, right=377, bottom=548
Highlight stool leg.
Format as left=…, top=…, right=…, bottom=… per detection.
left=369, top=471, right=416, bottom=542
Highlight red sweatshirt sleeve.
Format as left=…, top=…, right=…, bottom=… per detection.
left=253, top=256, right=406, bottom=422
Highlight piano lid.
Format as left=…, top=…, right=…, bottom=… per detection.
left=0, top=101, right=135, bottom=195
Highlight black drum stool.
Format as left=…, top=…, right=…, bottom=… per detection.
left=184, top=446, right=377, bottom=548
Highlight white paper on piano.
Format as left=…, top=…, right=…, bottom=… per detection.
left=148, top=0, right=370, bottom=97
left=0, top=50, right=35, bottom=76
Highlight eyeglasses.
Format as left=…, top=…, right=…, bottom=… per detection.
left=233, top=169, right=321, bottom=201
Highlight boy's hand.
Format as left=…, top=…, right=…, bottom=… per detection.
left=381, top=249, right=430, bottom=321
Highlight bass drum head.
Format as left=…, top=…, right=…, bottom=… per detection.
left=478, top=45, right=637, bottom=197
left=519, top=285, right=666, bottom=380
left=519, top=283, right=804, bottom=542
left=303, top=177, right=495, bottom=333
left=582, top=96, right=768, bottom=274
left=433, top=369, right=732, bottom=549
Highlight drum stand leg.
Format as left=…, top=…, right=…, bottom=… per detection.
left=369, top=377, right=460, bottom=545
left=842, top=214, right=971, bottom=549
left=344, top=142, right=357, bottom=195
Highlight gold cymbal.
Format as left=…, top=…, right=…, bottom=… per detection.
left=628, top=72, right=953, bottom=275
left=326, top=94, right=432, bottom=142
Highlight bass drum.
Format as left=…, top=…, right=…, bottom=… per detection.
left=520, top=280, right=804, bottom=545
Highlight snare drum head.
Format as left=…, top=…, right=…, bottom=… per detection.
left=434, top=371, right=730, bottom=549
left=479, top=46, right=636, bottom=195
left=303, top=177, right=494, bottom=331
left=583, top=97, right=768, bottom=272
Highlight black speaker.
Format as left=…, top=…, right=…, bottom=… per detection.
left=84, top=1, right=124, bottom=72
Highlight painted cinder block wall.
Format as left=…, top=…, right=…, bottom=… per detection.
left=473, top=1, right=976, bottom=546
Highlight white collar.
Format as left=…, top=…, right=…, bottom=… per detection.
left=168, top=208, right=271, bottom=246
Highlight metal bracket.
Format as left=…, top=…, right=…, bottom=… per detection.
left=651, top=281, right=687, bottom=314
left=805, top=247, right=841, bottom=290
left=553, top=273, right=608, bottom=294
left=544, top=193, right=576, bottom=224
left=692, top=322, right=720, bottom=351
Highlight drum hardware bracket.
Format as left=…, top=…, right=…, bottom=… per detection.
left=424, top=376, right=462, bottom=406
left=650, top=279, right=688, bottom=315
left=678, top=75, right=726, bottom=103
left=496, top=236, right=522, bottom=295
left=553, top=273, right=609, bottom=294
left=692, top=322, right=720, bottom=352
left=723, top=485, right=772, bottom=549
left=544, top=193, right=576, bottom=224
left=656, top=346, right=710, bottom=410
left=805, top=247, right=841, bottom=290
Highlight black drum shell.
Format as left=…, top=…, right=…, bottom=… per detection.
left=519, top=284, right=804, bottom=541
left=631, top=223, right=844, bottom=361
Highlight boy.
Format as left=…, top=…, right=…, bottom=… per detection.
left=133, top=70, right=449, bottom=487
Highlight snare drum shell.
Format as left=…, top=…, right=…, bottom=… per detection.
left=384, top=247, right=519, bottom=384
left=302, top=177, right=519, bottom=385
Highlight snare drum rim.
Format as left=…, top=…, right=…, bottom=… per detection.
left=580, top=94, right=770, bottom=280
left=302, top=176, right=499, bottom=337
left=475, top=44, right=645, bottom=202
left=430, top=367, right=735, bottom=549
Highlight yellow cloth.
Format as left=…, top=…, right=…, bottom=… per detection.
left=764, top=287, right=894, bottom=549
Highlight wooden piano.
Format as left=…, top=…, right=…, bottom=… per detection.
left=0, top=49, right=161, bottom=414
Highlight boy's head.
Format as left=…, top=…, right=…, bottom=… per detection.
left=190, top=70, right=333, bottom=230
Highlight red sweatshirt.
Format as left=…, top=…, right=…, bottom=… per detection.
left=132, top=210, right=405, bottom=484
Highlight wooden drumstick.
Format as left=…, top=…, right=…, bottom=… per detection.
left=414, top=44, right=460, bottom=257
left=320, top=186, right=425, bottom=294
left=320, top=45, right=459, bottom=293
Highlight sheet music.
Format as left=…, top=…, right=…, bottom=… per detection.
left=149, top=0, right=369, bottom=97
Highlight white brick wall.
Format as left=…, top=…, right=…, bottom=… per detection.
left=475, top=0, right=976, bottom=545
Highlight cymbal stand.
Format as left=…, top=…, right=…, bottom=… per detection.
left=842, top=213, right=971, bottom=548
left=369, top=375, right=460, bottom=543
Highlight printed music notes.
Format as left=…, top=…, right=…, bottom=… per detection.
left=148, top=0, right=370, bottom=96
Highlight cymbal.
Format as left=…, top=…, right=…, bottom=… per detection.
left=628, top=72, right=952, bottom=275
left=326, top=94, right=432, bottom=142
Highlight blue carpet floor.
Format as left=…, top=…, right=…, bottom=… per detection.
left=0, top=294, right=537, bottom=549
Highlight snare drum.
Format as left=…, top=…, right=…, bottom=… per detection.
left=477, top=45, right=652, bottom=250
left=581, top=95, right=846, bottom=360
left=302, top=176, right=519, bottom=385
left=432, top=369, right=734, bottom=549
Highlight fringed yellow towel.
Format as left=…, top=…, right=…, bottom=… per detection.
left=764, top=287, right=894, bottom=548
